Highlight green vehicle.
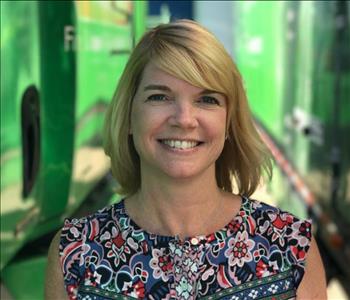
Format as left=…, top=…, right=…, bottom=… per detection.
left=0, top=1, right=146, bottom=298
left=233, top=0, right=350, bottom=294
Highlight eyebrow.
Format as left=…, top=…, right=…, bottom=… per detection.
left=199, top=89, right=220, bottom=95
left=143, top=85, right=221, bottom=95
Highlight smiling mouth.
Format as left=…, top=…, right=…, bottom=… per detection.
left=158, top=139, right=202, bottom=150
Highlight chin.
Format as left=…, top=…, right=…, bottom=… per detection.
left=168, top=172, right=198, bottom=180
left=162, top=165, right=212, bottom=181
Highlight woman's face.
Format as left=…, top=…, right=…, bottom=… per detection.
left=130, top=62, right=227, bottom=182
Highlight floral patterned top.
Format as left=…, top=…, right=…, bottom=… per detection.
left=60, top=196, right=312, bottom=300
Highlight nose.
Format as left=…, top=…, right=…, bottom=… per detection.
left=169, top=101, right=198, bottom=129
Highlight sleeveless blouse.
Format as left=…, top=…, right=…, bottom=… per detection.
left=59, top=197, right=312, bottom=299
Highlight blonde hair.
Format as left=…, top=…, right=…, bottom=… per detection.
left=104, top=19, right=272, bottom=196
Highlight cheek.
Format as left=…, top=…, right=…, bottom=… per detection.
left=130, top=103, right=146, bottom=135
left=130, top=106, right=158, bottom=143
left=206, top=113, right=227, bottom=139
left=132, top=103, right=168, bottom=132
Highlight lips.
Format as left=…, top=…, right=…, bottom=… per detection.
left=158, top=139, right=202, bottom=150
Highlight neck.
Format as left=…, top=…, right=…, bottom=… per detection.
left=126, top=168, right=237, bottom=240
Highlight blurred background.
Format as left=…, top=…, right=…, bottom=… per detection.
left=1, top=1, right=349, bottom=299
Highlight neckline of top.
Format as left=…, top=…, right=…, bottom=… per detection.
left=114, top=196, right=250, bottom=246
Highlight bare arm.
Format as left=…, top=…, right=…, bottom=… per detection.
left=44, top=230, right=69, bottom=300
left=297, top=236, right=327, bottom=299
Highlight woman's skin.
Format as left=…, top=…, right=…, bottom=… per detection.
left=126, top=62, right=241, bottom=240
left=45, top=230, right=68, bottom=299
left=45, top=63, right=327, bottom=300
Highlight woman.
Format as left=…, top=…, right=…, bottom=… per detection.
left=45, top=20, right=327, bottom=299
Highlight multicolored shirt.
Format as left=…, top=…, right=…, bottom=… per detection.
left=60, top=196, right=312, bottom=300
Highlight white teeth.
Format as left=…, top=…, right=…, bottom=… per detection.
left=162, top=140, right=199, bottom=149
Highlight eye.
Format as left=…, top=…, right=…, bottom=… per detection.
left=199, top=95, right=220, bottom=105
left=146, top=94, right=168, bottom=101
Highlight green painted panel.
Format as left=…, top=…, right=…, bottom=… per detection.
left=2, top=256, right=47, bottom=300
left=232, top=1, right=350, bottom=224
left=0, top=0, right=147, bottom=289
left=232, top=3, right=350, bottom=284
left=1, top=1, right=42, bottom=270
left=36, top=1, right=76, bottom=219
left=233, top=1, right=287, bottom=141
left=66, top=1, right=147, bottom=215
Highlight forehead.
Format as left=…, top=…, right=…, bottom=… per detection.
left=140, top=62, right=182, bottom=84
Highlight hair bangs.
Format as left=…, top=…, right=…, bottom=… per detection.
left=150, top=42, right=226, bottom=96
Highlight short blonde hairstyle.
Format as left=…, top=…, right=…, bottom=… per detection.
left=104, top=19, right=272, bottom=196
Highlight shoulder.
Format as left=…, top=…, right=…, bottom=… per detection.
left=57, top=201, right=125, bottom=296
left=59, top=201, right=127, bottom=260
left=60, top=201, right=124, bottom=244
left=65, top=201, right=122, bottom=226
left=243, top=197, right=312, bottom=237
left=243, top=196, right=312, bottom=247
left=241, top=197, right=313, bottom=281
left=243, top=196, right=298, bottom=218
